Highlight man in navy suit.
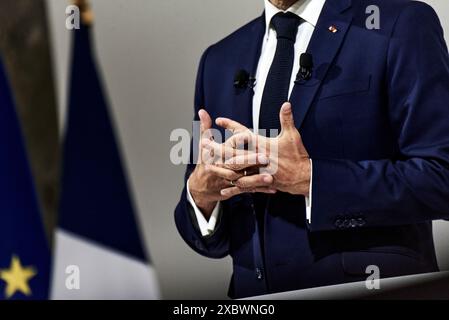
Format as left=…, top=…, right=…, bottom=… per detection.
left=175, top=0, right=449, bottom=298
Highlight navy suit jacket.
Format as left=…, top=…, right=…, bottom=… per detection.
left=175, top=0, right=449, bottom=298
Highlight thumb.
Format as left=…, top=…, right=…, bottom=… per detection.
left=279, top=102, right=295, bottom=135
left=198, top=109, right=212, bottom=138
left=198, top=109, right=213, bottom=165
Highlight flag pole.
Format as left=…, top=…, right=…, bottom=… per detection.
left=73, top=0, right=94, bottom=26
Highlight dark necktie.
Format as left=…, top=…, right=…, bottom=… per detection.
left=254, top=12, right=302, bottom=256
left=259, top=12, right=302, bottom=132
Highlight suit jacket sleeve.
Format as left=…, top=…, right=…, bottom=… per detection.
left=174, top=45, right=230, bottom=258
left=309, top=2, right=449, bottom=232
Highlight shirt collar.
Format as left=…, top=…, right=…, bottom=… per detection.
left=264, top=0, right=326, bottom=30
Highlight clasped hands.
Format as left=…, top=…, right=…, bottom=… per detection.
left=189, top=102, right=311, bottom=219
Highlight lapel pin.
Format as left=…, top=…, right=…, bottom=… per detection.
left=328, top=25, right=338, bottom=33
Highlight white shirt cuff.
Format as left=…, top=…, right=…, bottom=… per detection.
left=305, top=159, right=313, bottom=224
left=186, top=179, right=221, bottom=237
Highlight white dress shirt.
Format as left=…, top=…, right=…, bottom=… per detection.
left=187, top=0, right=326, bottom=236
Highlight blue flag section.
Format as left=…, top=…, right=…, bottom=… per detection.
left=0, top=57, right=50, bottom=300
left=52, top=24, right=159, bottom=299
left=59, top=24, right=146, bottom=261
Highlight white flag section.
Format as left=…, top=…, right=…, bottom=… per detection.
left=51, top=230, right=160, bottom=300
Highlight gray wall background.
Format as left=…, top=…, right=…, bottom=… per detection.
left=46, top=0, right=449, bottom=299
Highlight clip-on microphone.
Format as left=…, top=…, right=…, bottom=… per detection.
left=234, top=69, right=256, bottom=89
left=295, top=53, right=314, bottom=84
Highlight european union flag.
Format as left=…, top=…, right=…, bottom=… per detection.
left=0, top=56, right=50, bottom=300
left=51, top=22, right=159, bottom=299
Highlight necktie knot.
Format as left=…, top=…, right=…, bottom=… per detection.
left=271, top=12, right=302, bottom=42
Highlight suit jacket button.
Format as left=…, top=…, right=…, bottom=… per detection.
left=195, top=240, right=204, bottom=251
left=335, top=219, right=344, bottom=229
left=357, top=217, right=366, bottom=227
left=255, top=268, right=263, bottom=280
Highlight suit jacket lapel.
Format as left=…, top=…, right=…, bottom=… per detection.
left=232, top=14, right=265, bottom=130
left=290, top=0, right=354, bottom=129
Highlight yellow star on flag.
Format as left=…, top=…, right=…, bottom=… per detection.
left=0, top=255, right=37, bottom=299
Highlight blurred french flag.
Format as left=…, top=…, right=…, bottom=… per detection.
left=51, top=20, right=160, bottom=299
